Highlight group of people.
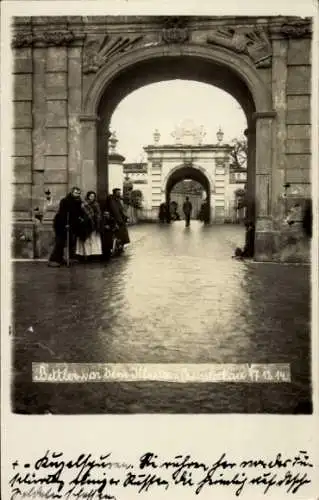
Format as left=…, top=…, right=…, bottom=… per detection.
left=48, top=187, right=130, bottom=267
left=48, top=187, right=313, bottom=267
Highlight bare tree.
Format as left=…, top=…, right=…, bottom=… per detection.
left=130, top=189, right=143, bottom=209
left=229, top=136, right=248, bottom=169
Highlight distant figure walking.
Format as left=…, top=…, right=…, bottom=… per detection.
left=183, top=196, right=193, bottom=227
left=48, top=186, right=86, bottom=267
left=75, top=191, right=102, bottom=261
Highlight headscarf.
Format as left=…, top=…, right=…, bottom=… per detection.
left=82, top=191, right=102, bottom=232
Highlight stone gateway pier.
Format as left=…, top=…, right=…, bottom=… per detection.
left=11, top=16, right=312, bottom=262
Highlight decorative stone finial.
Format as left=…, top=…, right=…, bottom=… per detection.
left=154, top=129, right=161, bottom=144
left=217, top=127, right=224, bottom=144
left=109, top=131, right=118, bottom=153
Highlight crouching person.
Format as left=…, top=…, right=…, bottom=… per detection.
left=48, top=187, right=85, bottom=267
left=101, top=210, right=115, bottom=261
left=233, top=221, right=255, bottom=260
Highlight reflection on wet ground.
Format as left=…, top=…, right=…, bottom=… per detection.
left=12, top=222, right=311, bottom=413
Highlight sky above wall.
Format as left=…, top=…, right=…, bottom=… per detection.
left=110, top=80, right=247, bottom=163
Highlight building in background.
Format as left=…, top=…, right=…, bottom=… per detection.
left=113, top=120, right=247, bottom=222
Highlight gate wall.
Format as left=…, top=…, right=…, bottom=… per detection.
left=11, top=16, right=312, bottom=261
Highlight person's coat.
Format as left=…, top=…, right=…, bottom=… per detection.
left=107, top=195, right=130, bottom=245
left=53, top=194, right=86, bottom=238
left=183, top=201, right=193, bottom=216
left=107, top=195, right=127, bottom=225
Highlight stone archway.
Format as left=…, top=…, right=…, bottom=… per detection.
left=11, top=15, right=312, bottom=262
left=165, top=165, right=211, bottom=222
left=81, top=43, right=275, bottom=260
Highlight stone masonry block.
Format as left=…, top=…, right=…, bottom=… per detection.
left=14, top=129, right=32, bottom=156
left=287, top=95, right=310, bottom=124
left=45, top=128, right=67, bottom=155
left=46, top=73, right=67, bottom=100
left=44, top=169, right=67, bottom=184
left=287, top=110, right=310, bottom=127
left=287, top=39, right=311, bottom=66
left=13, top=156, right=32, bottom=183
left=13, top=184, right=32, bottom=211
left=287, top=66, right=311, bottom=94
left=46, top=47, right=68, bottom=72
left=286, top=139, right=311, bottom=154
left=13, top=48, right=33, bottom=74
left=45, top=156, right=68, bottom=170
left=285, top=169, right=310, bottom=183
left=14, top=101, right=32, bottom=128
left=14, top=74, right=32, bottom=100
left=46, top=100, right=67, bottom=127
left=287, top=95, right=310, bottom=110
left=68, top=47, right=82, bottom=112
left=285, top=154, right=310, bottom=170
left=287, top=125, right=311, bottom=139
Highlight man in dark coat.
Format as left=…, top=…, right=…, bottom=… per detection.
left=107, top=188, right=130, bottom=247
left=48, top=187, right=86, bottom=267
left=183, top=196, right=193, bottom=227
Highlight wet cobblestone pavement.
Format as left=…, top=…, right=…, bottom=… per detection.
left=12, top=222, right=311, bottom=414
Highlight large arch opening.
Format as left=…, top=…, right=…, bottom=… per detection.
left=165, top=165, right=211, bottom=222
left=81, top=44, right=274, bottom=258
left=93, top=52, right=260, bottom=224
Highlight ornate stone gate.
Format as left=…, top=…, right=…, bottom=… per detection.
left=12, top=15, right=312, bottom=261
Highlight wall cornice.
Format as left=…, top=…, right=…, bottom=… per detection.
left=12, top=30, right=86, bottom=48
left=11, top=16, right=312, bottom=51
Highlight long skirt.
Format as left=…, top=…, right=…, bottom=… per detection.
left=76, top=231, right=102, bottom=256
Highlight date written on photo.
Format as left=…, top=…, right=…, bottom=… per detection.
left=32, top=363, right=291, bottom=383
